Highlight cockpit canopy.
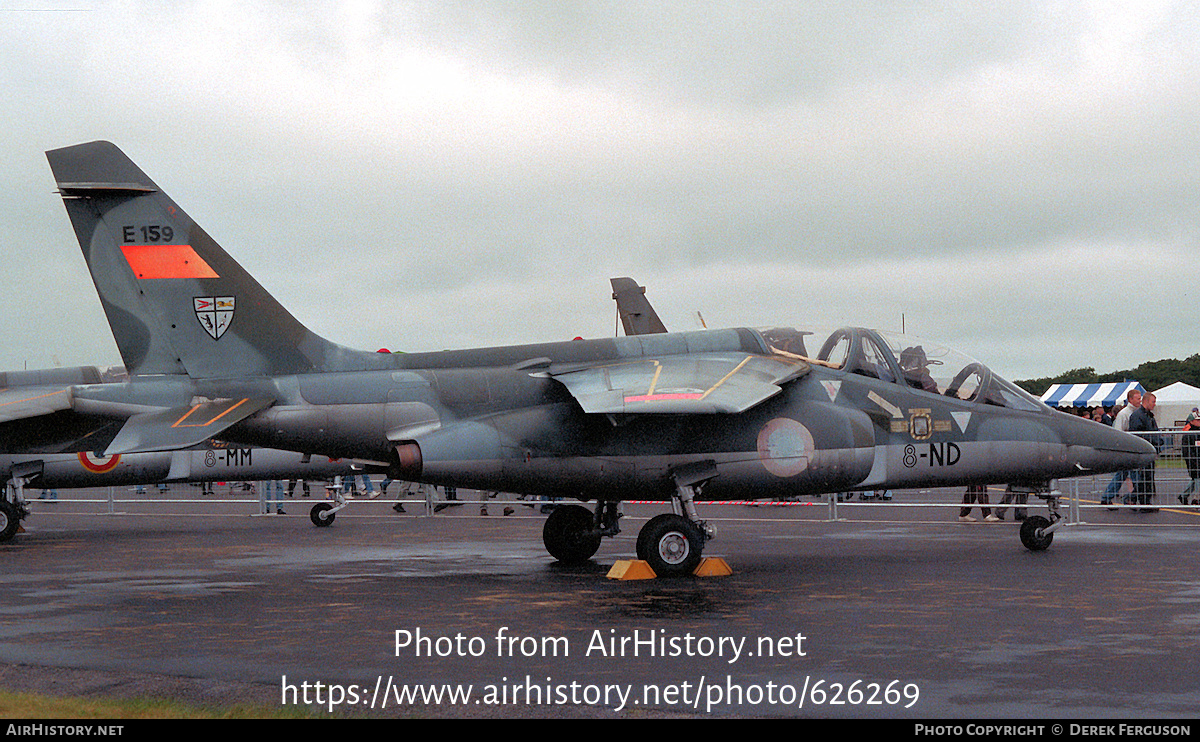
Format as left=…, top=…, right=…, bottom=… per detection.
left=756, top=326, right=1044, bottom=412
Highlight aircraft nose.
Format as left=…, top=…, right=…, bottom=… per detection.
left=1057, top=414, right=1157, bottom=473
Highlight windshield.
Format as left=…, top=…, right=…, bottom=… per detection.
left=756, top=326, right=1045, bottom=412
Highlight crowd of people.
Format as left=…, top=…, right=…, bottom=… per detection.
left=956, top=484, right=1027, bottom=522
left=250, top=475, right=524, bottom=516
left=960, top=388, right=1187, bottom=520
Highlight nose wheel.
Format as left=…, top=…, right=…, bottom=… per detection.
left=310, top=502, right=336, bottom=527
left=1019, top=515, right=1054, bottom=551
left=310, top=487, right=350, bottom=527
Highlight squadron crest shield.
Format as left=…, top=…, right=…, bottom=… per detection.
left=194, top=296, right=235, bottom=340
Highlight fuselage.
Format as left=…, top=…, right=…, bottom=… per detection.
left=58, top=326, right=1152, bottom=503
left=0, top=447, right=360, bottom=490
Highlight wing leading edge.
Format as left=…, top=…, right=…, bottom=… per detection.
left=104, top=397, right=276, bottom=455
left=0, top=386, right=74, bottom=424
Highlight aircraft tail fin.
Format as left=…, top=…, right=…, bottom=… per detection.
left=46, top=141, right=373, bottom=378
left=610, top=277, right=668, bottom=336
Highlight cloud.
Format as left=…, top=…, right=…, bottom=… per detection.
left=0, top=1, right=1196, bottom=384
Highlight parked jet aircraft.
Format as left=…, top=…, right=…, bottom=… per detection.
left=0, top=439, right=370, bottom=541
left=6, top=141, right=1155, bottom=574
left=1, top=445, right=357, bottom=492
left=0, top=363, right=385, bottom=542
left=610, top=277, right=668, bottom=336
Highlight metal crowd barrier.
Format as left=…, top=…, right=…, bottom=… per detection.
left=19, top=429, right=1200, bottom=526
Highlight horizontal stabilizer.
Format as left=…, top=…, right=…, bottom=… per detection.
left=105, top=397, right=274, bottom=454
left=551, top=352, right=809, bottom=414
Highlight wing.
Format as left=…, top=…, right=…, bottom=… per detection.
left=0, top=380, right=273, bottom=455
left=104, top=397, right=275, bottom=454
left=550, top=352, right=809, bottom=414
left=0, top=386, right=130, bottom=454
left=0, top=385, right=73, bottom=424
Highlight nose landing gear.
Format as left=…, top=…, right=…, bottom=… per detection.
left=1018, top=485, right=1062, bottom=552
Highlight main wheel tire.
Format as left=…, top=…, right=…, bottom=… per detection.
left=1019, top=515, right=1053, bottom=551
left=542, top=504, right=601, bottom=564
left=0, top=500, right=20, bottom=543
left=636, top=513, right=704, bottom=577
left=310, top=502, right=336, bottom=527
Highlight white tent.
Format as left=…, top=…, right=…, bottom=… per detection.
left=1152, top=381, right=1200, bottom=428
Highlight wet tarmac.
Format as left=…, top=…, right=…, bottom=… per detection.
left=3, top=485, right=1200, bottom=718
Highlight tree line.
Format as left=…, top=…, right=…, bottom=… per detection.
left=1015, top=354, right=1200, bottom=398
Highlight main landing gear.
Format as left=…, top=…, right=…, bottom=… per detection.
left=542, top=463, right=717, bottom=577
left=636, top=513, right=705, bottom=576
left=0, top=499, right=23, bottom=543
left=542, top=503, right=606, bottom=563
left=1, top=466, right=37, bottom=543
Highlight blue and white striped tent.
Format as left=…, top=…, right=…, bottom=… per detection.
left=1039, top=381, right=1144, bottom=409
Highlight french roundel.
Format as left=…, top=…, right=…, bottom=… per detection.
left=756, top=418, right=814, bottom=478
left=78, top=452, right=121, bottom=473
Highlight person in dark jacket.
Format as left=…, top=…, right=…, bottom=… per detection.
left=1180, top=409, right=1200, bottom=504
left=1128, top=392, right=1163, bottom=512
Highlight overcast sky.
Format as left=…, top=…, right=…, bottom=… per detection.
left=1, top=1, right=1196, bottom=381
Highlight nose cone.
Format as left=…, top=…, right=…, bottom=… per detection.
left=1054, top=414, right=1157, bottom=474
